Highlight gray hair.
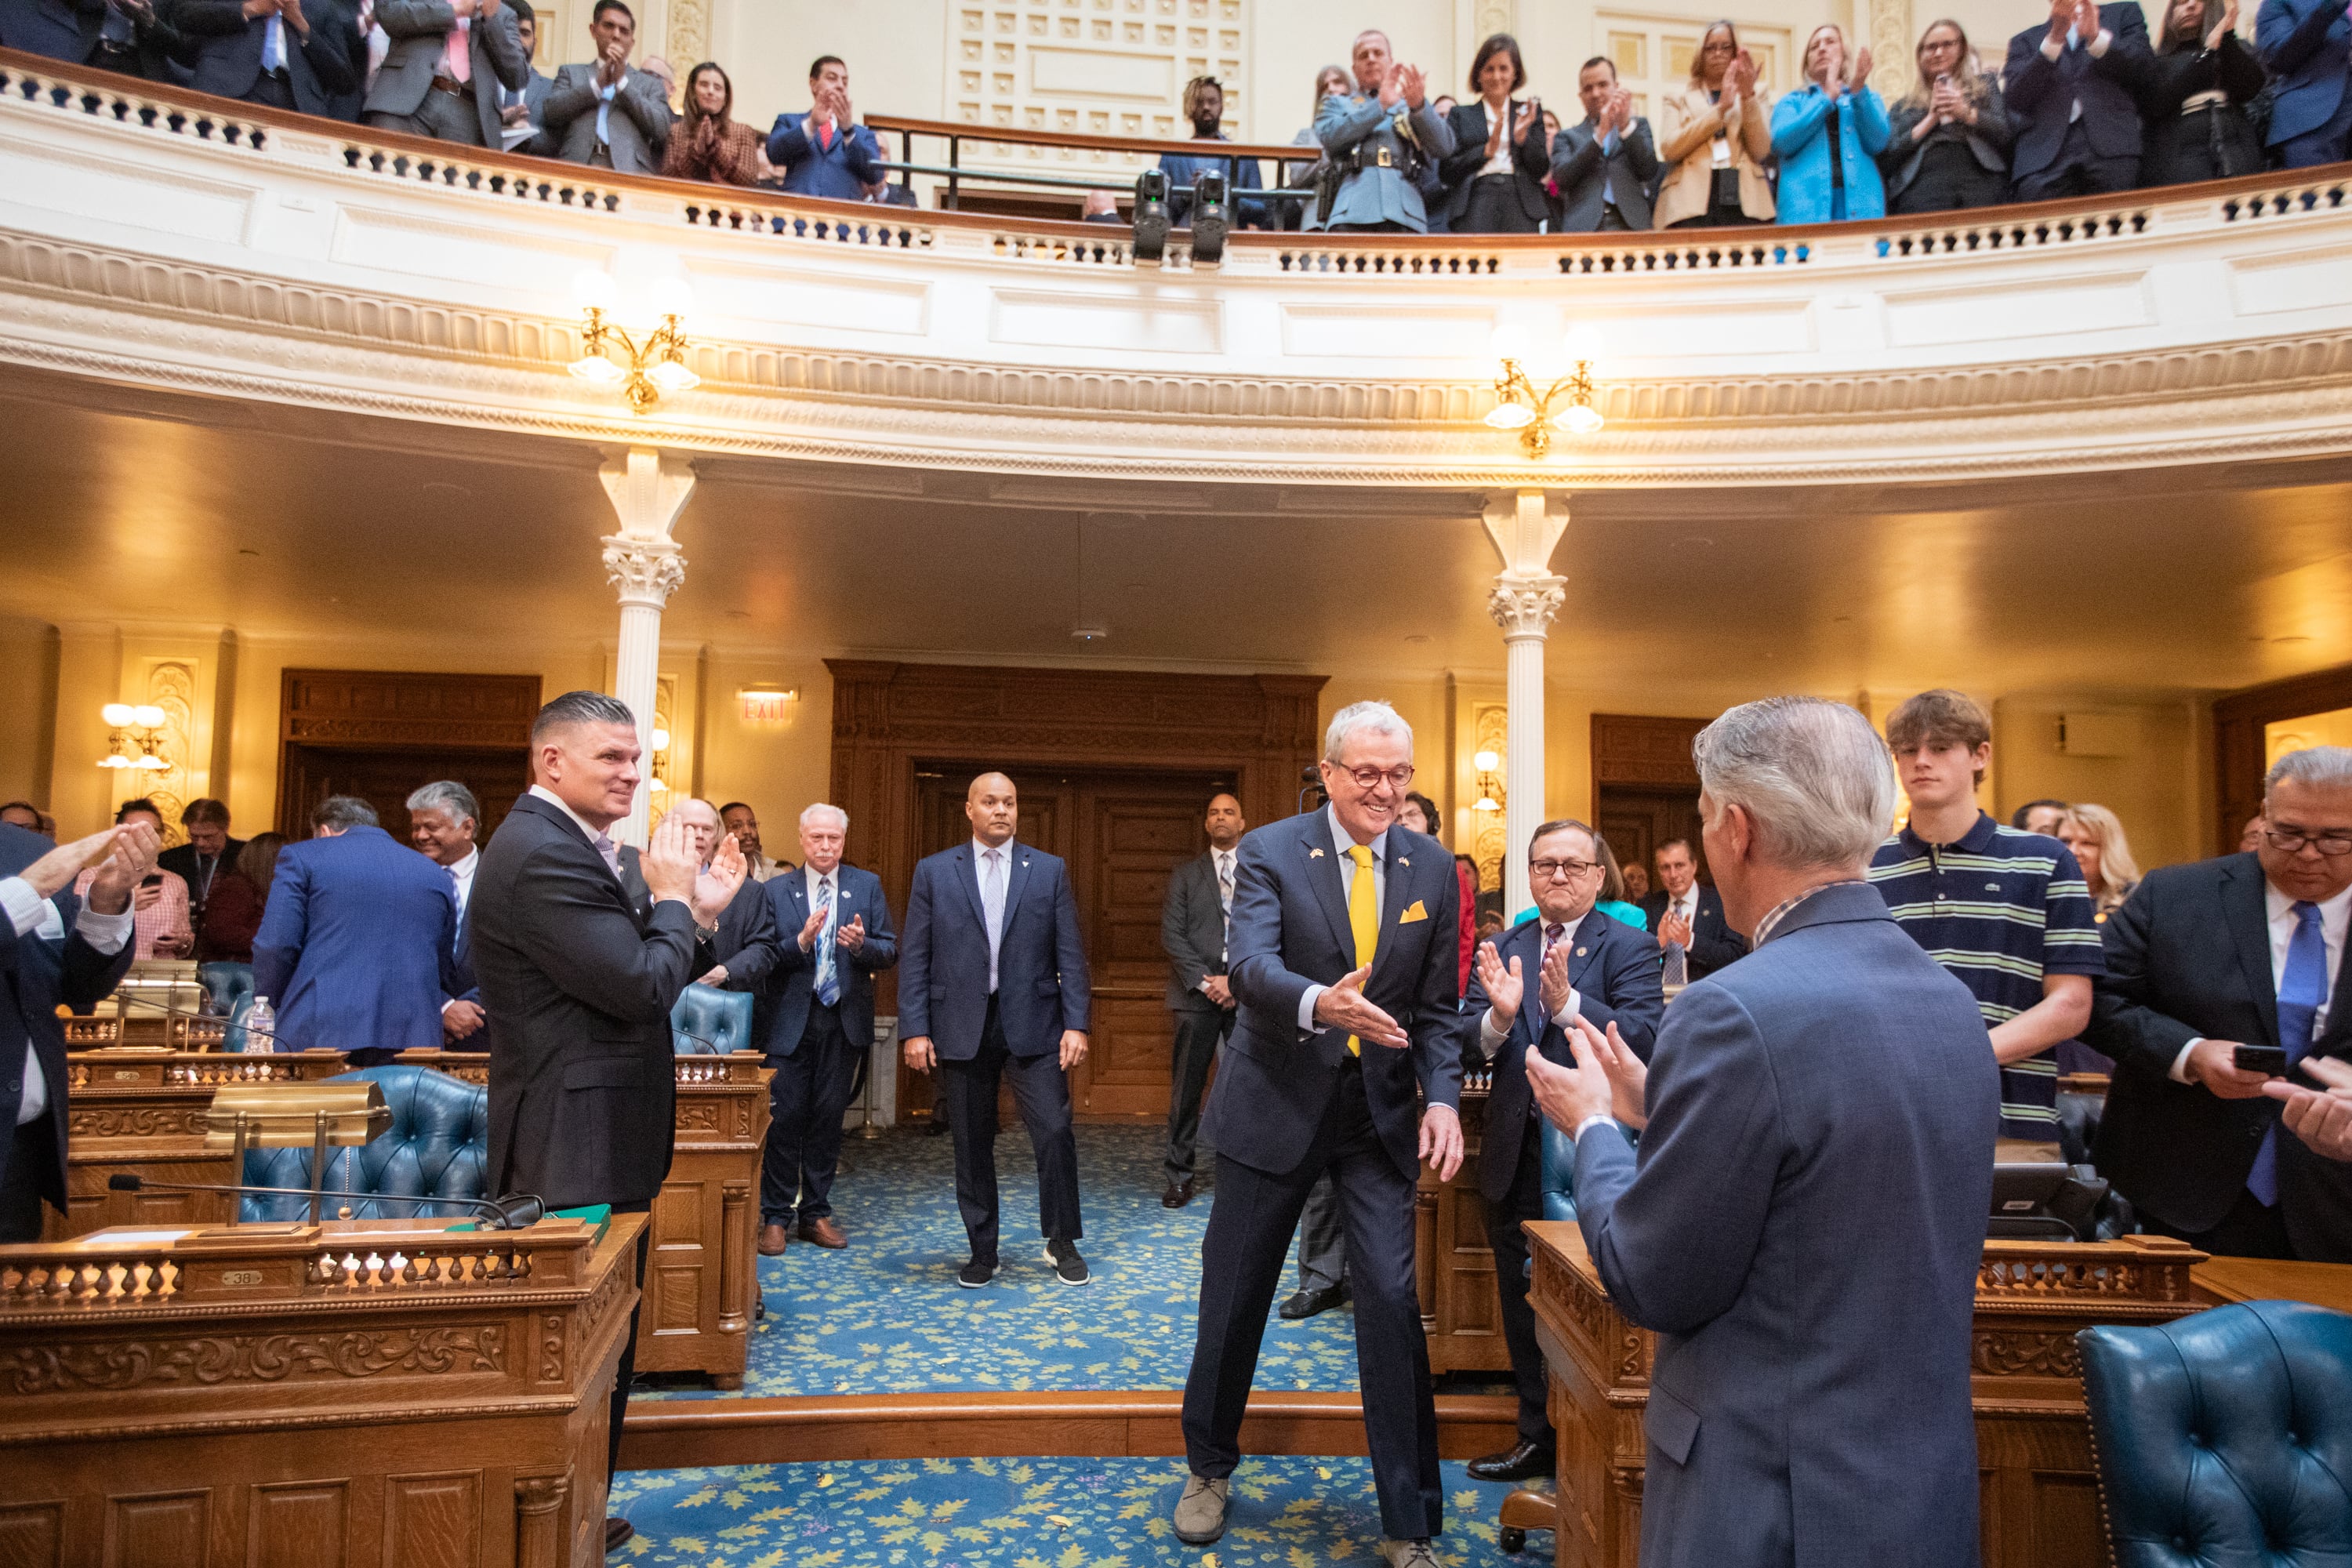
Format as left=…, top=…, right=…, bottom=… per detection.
left=1691, top=697, right=1896, bottom=871
left=1323, top=700, right=1414, bottom=763
left=668, top=797, right=720, bottom=826
left=2266, top=746, right=2352, bottom=797
left=800, top=802, right=849, bottom=832
left=405, top=780, right=479, bottom=824
left=532, top=689, right=637, bottom=744
left=311, top=794, right=380, bottom=832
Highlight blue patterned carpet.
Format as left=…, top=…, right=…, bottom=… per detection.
left=641, top=1124, right=1367, bottom=1399
left=612, top=1457, right=1541, bottom=1566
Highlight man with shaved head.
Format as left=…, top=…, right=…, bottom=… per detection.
left=899, top=771, right=1094, bottom=1287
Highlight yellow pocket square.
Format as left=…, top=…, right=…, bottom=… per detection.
left=1399, top=900, right=1428, bottom=924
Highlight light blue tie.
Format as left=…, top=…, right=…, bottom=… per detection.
left=261, top=13, right=285, bottom=71
left=813, top=875, right=840, bottom=1007
left=2249, top=900, right=2327, bottom=1205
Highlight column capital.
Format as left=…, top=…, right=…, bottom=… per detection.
left=601, top=532, right=686, bottom=608
left=1488, top=576, right=1566, bottom=639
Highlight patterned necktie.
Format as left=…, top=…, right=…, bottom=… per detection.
left=2249, top=900, right=2328, bottom=1205
left=813, top=875, right=840, bottom=1007
left=1345, top=843, right=1378, bottom=1058
left=449, top=864, right=465, bottom=952
left=1217, top=851, right=1234, bottom=962
left=1662, top=896, right=1690, bottom=989
left=591, top=832, right=622, bottom=880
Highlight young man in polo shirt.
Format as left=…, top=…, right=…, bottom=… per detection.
left=1870, top=690, right=2103, bottom=1149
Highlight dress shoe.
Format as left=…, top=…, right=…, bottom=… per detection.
left=1278, top=1283, right=1349, bottom=1319
left=1378, top=1538, right=1440, bottom=1568
left=958, top=1257, right=997, bottom=1288
left=757, top=1223, right=789, bottom=1257
left=1172, top=1474, right=1229, bottom=1544
left=797, top=1217, right=848, bottom=1250
left=1160, top=1178, right=1196, bottom=1209
left=1466, top=1438, right=1555, bottom=1483
left=604, top=1517, right=635, bottom=1553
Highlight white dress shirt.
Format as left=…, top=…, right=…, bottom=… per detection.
left=975, top=836, right=1012, bottom=993
left=2171, top=879, right=2352, bottom=1081
left=445, top=846, right=479, bottom=923
left=4, top=875, right=134, bottom=1124
left=1298, top=804, right=1387, bottom=1032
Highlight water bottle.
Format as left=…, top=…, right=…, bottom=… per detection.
left=243, top=995, right=276, bottom=1054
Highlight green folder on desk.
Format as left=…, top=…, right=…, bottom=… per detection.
left=447, top=1204, right=611, bottom=1243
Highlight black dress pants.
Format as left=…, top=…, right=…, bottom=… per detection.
left=1483, top=1114, right=1553, bottom=1445
left=0, top=1116, right=54, bottom=1243
left=605, top=1203, right=652, bottom=1487
left=1181, top=1062, right=1443, bottom=1541
left=938, top=996, right=1082, bottom=1262
left=760, top=1003, right=853, bottom=1224
left=2015, top=121, right=2138, bottom=201
left=2151, top=1187, right=2298, bottom=1261
left=1163, top=1004, right=1231, bottom=1185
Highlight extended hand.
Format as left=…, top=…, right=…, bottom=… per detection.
left=1420, top=1102, right=1464, bottom=1181
left=692, top=834, right=747, bottom=926
left=1059, top=1029, right=1089, bottom=1071
left=1537, top=935, right=1575, bottom=1023
left=1849, top=46, right=1872, bottom=88
left=1570, top=1014, right=1648, bottom=1131
left=1524, top=1037, right=1611, bottom=1134
left=2185, top=1038, right=2274, bottom=1100
left=902, top=1033, right=935, bottom=1071
left=2267, top=1057, right=2352, bottom=1160
left=836, top=914, right=866, bottom=953
left=1397, top=63, right=1426, bottom=111
left=1314, top=963, right=1407, bottom=1049
left=1473, top=941, right=1523, bottom=1029
left=16, top=829, right=119, bottom=902
left=85, top=822, right=161, bottom=914
left=443, top=999, right=485, bottom=1040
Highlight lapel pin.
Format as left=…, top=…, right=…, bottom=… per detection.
left=1577, top=946, right=1588, bottom=957
left=1397, top=855, right=1410, bottom=866
left=1309, top=848, right=1326, bottom=859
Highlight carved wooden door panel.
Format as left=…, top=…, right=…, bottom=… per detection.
left=1066, top=782, right=1214, bottom=1119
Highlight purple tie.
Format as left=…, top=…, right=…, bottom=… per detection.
left=591, top=832, right=622, bottom=879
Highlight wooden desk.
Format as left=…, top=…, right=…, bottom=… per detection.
left=2193, top=1253, right=2352, bottom=1314
left=1417, top=1078, right=1509, bottom=1373
left=0, top=1213, right=643, bottom=1567
left=1515, top=1222, right=2214, bottom=1568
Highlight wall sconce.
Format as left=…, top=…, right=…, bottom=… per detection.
left=570, top=271, right=699, bottom=414
left=646, top=726, right=673, bottom=797
left=1472, top=748, right=1504, bottom=813
left=99, top=703, right=170, bottom=771
left=738, top=688, right=799, bottom=724
left=1483, top=325, right=1605, bottom=459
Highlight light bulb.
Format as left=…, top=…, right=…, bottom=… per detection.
left=1552, top=403, right=1605, bottom=436
left=648, top=777, right=669, bottom=794
left=136, top=754, right=168, bottom=770
left=1473, top=750, right=1501, bottom=772
left=1483, top=401, right=1535, bottom=431
left=132, top=706, right=165, bottom=728
left=569, top=354, right=626, bottom=387
left=572, top=270, right=619, bottom=311
left=98, top=753, right=129, bottom=769
left=646, top=358, right=700, bottom=395
left=650, top=728, right=671, bottom=753
left=101, top=702, right=135, bottom=726
left=647, top=276, right=695, bottom=321
left=1472, top=796, right=1501, bottom=812
left=1563, top=324, right=1606, bottom=366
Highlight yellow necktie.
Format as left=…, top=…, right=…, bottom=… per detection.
left=1346, top=844, right=1378, bottom=1057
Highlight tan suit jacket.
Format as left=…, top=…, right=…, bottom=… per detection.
left=1654, top=82, right=1775, bottom=228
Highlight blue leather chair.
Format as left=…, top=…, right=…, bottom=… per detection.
left=240, top=1065, right=489, bottom=1221
left=1539, top=1118, right=1639, bottom=1221
left=199, top=961, right=253, bottom=1019
left=672, top=985, right=754, bottom=1054
left=2078, top=1298, right=2352, bottom=1568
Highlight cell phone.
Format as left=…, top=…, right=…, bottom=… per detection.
left=2234, top=1044, right=2288, bottom=1076
left=140, top=873, right=164, bottom=888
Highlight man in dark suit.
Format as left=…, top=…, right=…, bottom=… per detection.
left=160, top=797, right=243, bottom=952
left=756, top=802, right=895, bottom=1254
left=2088, top=746, right=2352, bottom=1261
left=2004, top=0, right=2152, bottom=200
left=1529, top=697, right=1997, bottom=1568
left=901, top=771, right=1092, bottom=1287
left=767, top=54, right=884, bottom=200
left=2257, top=0, right=2352, bottom=167
left=539, top=0, right=667, bottom=172
left=1175, top=702, right=1466, bottom=1567
left=254, top=793, right=455, bottom=1067
left=1550, top=57, right=1658, bottom=232
left=625, top=799, right=776, bottom=1006
left=1460, top=816, right=1664, bottom=1483
left=361, top=0, right=528, bottom=146
left=470, top=690, right=741, bottom=1555
left=407, top=779, right=486, bottom=1044
left=1159, top=791, right=1244, bottom=1209
left=0, top=0, right=183, bottom=77
left=1, top=821, right=151, bottom=1242
left=176, top=0, right=362, bottom=115
left=1640, top=838, right=1746, bottom=983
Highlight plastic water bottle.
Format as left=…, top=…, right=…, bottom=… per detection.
left=244, top=995, right=276, bottom=1053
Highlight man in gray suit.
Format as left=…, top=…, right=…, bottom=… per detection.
left=539, top=0, right=667, bottom=173
left=361, top=0, right=526, bottom=147
left=1312, top=29, right=1453, bottom=233
left=1551, top=56, right=1658, bottom=231
left=1160, top=791, right=1244, bottom=1209
left=1527, top=696, right=1998, bottom=1568
left=493, top=0, right=552, bottom=151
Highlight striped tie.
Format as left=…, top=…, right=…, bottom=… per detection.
left=814, top=877, right=840, bottom=1007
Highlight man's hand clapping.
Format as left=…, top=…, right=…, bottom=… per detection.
left=691, top=833, right=746, bottom=927
left=640, top=814, right=699, bottom=906
left=85, top=822, right=160, bottom=916
left=595, top=35, right=626, bottom=86
left=1473, top=940, right=1524, bottom=1030
left=836, top=913, right=866, bottom=953
left=1314, top=962, right=1407, bottom=1049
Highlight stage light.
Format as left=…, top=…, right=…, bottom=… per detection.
left=1190, top=170, right=1229, bottom=266
left=1132, top=169, right=1171, bottom=265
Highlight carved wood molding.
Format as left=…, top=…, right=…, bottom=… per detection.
left=2, top=1324, right=506, bottom=1393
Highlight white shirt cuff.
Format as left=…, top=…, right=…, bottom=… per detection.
left=2169, top=1037, right=2203, bottom=1084
left=2087, top=27, right=2112, bottom=55
left=1569, top=1112, right=1617, bottom=1144
left=1480, top=1008, right=1509, bottom=1047
left=76, top=905, right=133, bottom=955
left=1298, top=984, right=1324, bottom=1033
left=1550, top=988, right=1583, bottom=1031
left=2041, top=34, right=2065, bottom=59
left=0, top=877, right=45, bottom=938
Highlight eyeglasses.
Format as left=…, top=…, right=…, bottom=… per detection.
left=1334, top=764, right=1415, bottom=790
left=1700, top=40, right=1737, bottom=53
left=2263, top=825, right=2352, bottom=856
left=1530, top=858, right=1599, bottom=880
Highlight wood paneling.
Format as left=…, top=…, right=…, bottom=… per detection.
left=1418, top=1083, right=1509, bottom=1373
left=275, top=669, right=540, bottom=838
left=1592, top=714, right=1713, bottom=886
left=2212, top=663, right=2352, bottom=855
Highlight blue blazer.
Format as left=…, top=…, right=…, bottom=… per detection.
left=254, top=826, right=456, bottom=1055
left=1461, top=907, right=1664, bottom=1204
left=760, top=863, right=898, bottom=1058
left=1204, top=810, right=1467, bottom=1184
left=0, top=822, right=136, bottom=1214
left=1570, top=882, right=1998, bottom=1568
left=1769, top=84, right=1889, bottom=224
left=898, top=840, right=1089, bottom=1059
left=766, top=112, right=884, bottom=201
left=2257, top=0, right=2352, bottom=145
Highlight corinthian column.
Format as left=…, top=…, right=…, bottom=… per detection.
left=600, top=446, right=696, bottom=846
left=1483, top=490, right=1570, bottom=924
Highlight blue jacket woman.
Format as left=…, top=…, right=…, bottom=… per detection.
left=1771, top=25, right=1892, bottom=223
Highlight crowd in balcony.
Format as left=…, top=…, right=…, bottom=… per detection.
left=1, top=0, right=2345, bottom=227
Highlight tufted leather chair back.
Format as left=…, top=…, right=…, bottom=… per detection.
left=1540, top=1120, right=1577, bottom=1223
left=198, top=961, right=253, bottom=1020
left=2079, top=1298, right=2352, bottom=1568
left=239, top=1065, right=489, bottom=1221
left=672, top=985, right=754, bottom=1055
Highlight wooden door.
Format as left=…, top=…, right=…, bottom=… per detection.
left=2212, top=663, right=2352, bottom=855
left=1596, top=786, right=1707, bottom=889
left=275, top=669, right=540, bottom=837
left=278, top=743, right=530, bottom=840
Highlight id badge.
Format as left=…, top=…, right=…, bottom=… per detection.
left=1711, top=133, right=1731, bottom=167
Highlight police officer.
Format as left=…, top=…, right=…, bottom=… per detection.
left=1312, top=28, right=1454, bottom=233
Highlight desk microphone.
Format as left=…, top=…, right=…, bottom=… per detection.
left=107, top=1172, right=547, bottom=1229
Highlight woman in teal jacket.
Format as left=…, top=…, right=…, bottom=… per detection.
left=1771, top=24, right=1892, bottom=223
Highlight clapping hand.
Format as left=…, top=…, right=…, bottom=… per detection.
left=1397, top=62, right=1426, bottom=110
left=1537, top=936, right=1575, bottom=1025
left=1514, top=97, right=1541, bottom=145
left=1849, top=45, right=1872, bottom=90
left=835, top=913, right=866, bottom=953
left=691, top=833, right=747, bottom=926
left=1606, top=87, right=1633, bottom=136
left=84, top=822, right=161, bottom=916
left=2047, top=0, right=2076, bottom=44
left=595, top=35, right=626, bottom=86
left=1929, top=77, right=1965, bottom=125
left=1657, top=909, right=1693, bottom=949
left=1313, top=962, right=1407, bottom=1049
left=1569, top=1014, right=1649, bottom=1131
left=640, top=814, right=699, bottom=906
left=1377, top=61, right=1405, bottom=109
left=16, top=828, right=122, bottom=902
left=2206, top=0, right=2238, bottom=49
left=1472, top=940, right=1524, bottom=1029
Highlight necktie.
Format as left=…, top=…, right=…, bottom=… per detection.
left=2249, top=900, right=2328, bottom=1204
left=1345, top=844, right=1378, bottom=1058
left=443, top=18, right=470, bottom=84
left=261, top=13, right=284, bottom=71
left=814, top=876, right=840, bottom=1007
left=591, top=832, right=622, bottom=880
left=1217, top=852, right=1234, bottom=962
left=818, top=118, right=835, bottom=150
left=449, top=864, right=465, bottom=950
left=1663, top=897, right=1691, bottom=989
left=982, top=848, right=1006, bottom=993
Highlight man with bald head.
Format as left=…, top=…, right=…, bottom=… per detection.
left=900, top=771, right=1094, bottom=1288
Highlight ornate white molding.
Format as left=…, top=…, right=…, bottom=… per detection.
left=601, top=535, right=686, bottom=608
left=1487, top=579, right=1566, bottom=640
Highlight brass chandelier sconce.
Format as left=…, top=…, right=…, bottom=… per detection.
left=570, top=271, right=700, bottom=413
left=98, top=703, right=171, bottom=772
left=1484, top=326, right=1606, bottom=459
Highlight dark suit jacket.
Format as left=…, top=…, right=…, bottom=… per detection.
left=176, top=0, right=360, bottom=115
left=1573, top=882, right=1998, bottom=1568
left=2136, top=38, right=2266, bottom=181
left=899, top=840, right=1089, bottom=1059
left=253, top=825, right=454, bottom=1054
left=364, top=0, right=528, bottom=143
left=2085, top=854, right=2352, bottom=1260
left=2, top=0, right=188, bottom=78
left=1203, top=810, right=1467, bottom=1183
left=2256, top=0, right=2352, bottom=145
left=471, top=793, right=713, bottom=1209
left=1462, top=907, right=1664, bottom=1203
left=1162, top=849, right=1231, bottom=1013
left=0, top=822, right=136, bottom=1214
left=1436, top=99, right=1552, bottom=228
left=2003, top=5, right=2154, bottom=180
left=765, top=111, right=883, bottom=200
left=1549, top=115, right=1660, bottom=231
left=759, top=863, right=896, bottom=1058
left=1640, top=884, right=1748, bottom=978
left=622, top=850, right=778, bottom=1001
left=158, top=837, right=245, bottom=900
left=543, top=60, right=670, bottom=173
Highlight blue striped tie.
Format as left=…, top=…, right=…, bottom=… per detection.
left=2248, top=900, right=2326, bottom=1206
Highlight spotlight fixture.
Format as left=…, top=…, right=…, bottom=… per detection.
left=1483, top=325, right=1606, bottom=459
left=569, top=270, right=700, bottom=414
left=1189, top=170, right=1229, bottom=266
left=1131, top=169, right=1171, bottom=265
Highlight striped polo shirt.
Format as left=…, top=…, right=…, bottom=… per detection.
left=1868, top=811, right=2104, bottom=1141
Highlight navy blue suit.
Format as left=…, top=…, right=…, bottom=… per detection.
left=1571, top=882, right=1998, bottom=1568
left=2003, top=5, right=2154, bottom=198
left=2258, top=0, right=2352, bottom=162
left=1, top=823, right=136, bottom=1240
left=254, top=825, right=455, bottom=1063
left=765, top=111, right=884, bottom=201
left=757, top=863, right=897, bottom=1225
left=1183, top=807, right=1467, bottom=1542
left=899, top=838, right=1091, bottom=1259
